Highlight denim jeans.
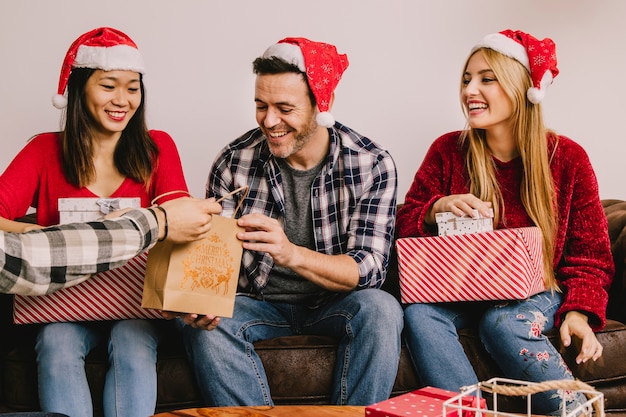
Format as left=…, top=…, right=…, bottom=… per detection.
left=36, top=319, right=167, bottom=417
left=183, top=289, right=404, bottom=406
left=403, top=291, right=585, bottom=415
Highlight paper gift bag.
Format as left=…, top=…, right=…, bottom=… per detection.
left=397, top=227, right=545, bottom=304
left=365, top=386, right=486, bottom=417
left=13, top=252, right=163, bottom=324
left=142, top=187, right=247, bottom=318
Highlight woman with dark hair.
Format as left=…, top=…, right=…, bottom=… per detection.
left=397, top=30, right=613, bottom=415
left=0, top=27, right=189, bottom=417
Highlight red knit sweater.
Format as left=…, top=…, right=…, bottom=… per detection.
left=396, top=131, right=614, bottom=329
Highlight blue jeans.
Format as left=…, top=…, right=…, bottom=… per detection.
left=403, top=291, right=585, bottom=415
left=36, top=319, right=167, bottom=417
left=183, top=289, right=403, bottom=406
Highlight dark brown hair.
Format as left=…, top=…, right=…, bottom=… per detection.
left=252, top=56, right=316, bottom=108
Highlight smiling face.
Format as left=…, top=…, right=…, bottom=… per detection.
left=84, top=69, right=141, bottom=140
left=461, top=50, right=514, bottom=135
left=255, top=72, right=328, bottom=169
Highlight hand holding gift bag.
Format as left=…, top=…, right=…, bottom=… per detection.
left=142, top=186, right=248, bottom=317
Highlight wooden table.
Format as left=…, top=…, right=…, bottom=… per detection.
left=152, top=405, right=365, bottom=416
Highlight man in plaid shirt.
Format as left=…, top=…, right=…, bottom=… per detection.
left=0, top=197, right=220, bottom=296
left=184, top=38, right=403, bottom=406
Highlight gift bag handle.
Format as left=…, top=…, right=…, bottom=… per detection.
left=151, top=190, right=191, bottom=206
left=151, top=187, right=248, bottom=220
left=216, top=186, right=249, bottom=219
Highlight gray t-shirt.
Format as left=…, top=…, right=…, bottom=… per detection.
left=262, top=158, right=331, bottom=306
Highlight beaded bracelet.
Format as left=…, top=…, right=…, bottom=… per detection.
left=153, top=205, right=168, bottom=242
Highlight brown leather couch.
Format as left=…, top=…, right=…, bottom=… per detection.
left=2, top=200, right=626, bottom=416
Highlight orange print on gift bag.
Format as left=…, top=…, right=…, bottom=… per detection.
left=142, top=187, right=248, bottom=317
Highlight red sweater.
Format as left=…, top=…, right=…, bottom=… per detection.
left=0, top=130, right=189, bottom=226
left=396, top=131, right=614, bottom=329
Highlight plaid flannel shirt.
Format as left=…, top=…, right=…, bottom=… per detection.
left=207, top=122, right=397, bottom=295
left=0, top=209, right=158, bottom=295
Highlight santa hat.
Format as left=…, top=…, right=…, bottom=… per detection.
left=52, top=27, right=145, bottom=109
left=471, top=29, right=559, bottom=104
left=262, top=37, right=349, bottom=127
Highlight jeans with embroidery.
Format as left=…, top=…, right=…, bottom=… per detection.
left=183, top=290, right=404, bottom=406
left=36, top=319, right=163, bottom=417
left=404, top=291, right=586, bottom=415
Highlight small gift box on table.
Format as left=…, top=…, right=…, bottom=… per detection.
left=396, top=225, right=546, bottom=304
left=365, top=386, right=486, bottom=417
left=58, top=197, right=141, bottom=223
left=436, top=209, right=494, bottom=237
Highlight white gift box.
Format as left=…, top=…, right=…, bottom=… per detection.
left=58, top=197, right=141, bottom=224
left=436, top=209, right=494, bottom=236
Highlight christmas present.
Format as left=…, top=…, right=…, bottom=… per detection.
left=365, top=386, right=486, bottom=417
left=58, top=197, right=141, bottom=224
left=396, top=227, right=545, bottom=303
left=13, top=252, right=163, bottom=324
left=142, top=187, right=247, bottom=318
left=436, top=209, right=493, bottom=237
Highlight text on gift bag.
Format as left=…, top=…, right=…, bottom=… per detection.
left=142, top=187, right=248, bottom=317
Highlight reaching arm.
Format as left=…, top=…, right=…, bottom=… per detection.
left=0, top=208, right=158, bottom=295
left=0, top=197, right=222, bottom=296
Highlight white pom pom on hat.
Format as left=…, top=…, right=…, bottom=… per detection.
left=52, top=27, right=146, bottom=109
left=471, top=29, right=559, bottom=104
left=262, top=37, right=349, bottom=127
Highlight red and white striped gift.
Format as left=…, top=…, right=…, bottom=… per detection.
left=13, top=252, right=162, bottom=324
left=396, top=227, right=546, bottom=304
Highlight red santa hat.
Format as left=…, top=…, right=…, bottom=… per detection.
left=262, top=37, right=349, bottom=127
left=52, top=27, right=145, bottom=109
left=471, top=29, right=559, bottom=104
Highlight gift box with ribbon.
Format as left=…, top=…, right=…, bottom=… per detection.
left=12, top=196, right=156, bottom=324
left=58, top=197, right=141, bottom=223
left=365, top=386, right=486, bottom=417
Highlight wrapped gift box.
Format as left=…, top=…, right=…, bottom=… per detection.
left=396, top=227, right=545, bottom=303
left=14, top=195, right=155, bottom=324
left=436, top=209, right=493, bottom=237
left=13, top=252, right=163, bottom=324
left=58, top=197, right=141, bottom=224
left=365, top=386, right=486, bottom=417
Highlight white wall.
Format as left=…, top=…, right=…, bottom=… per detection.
left=1, top=0, right=624, bottom=202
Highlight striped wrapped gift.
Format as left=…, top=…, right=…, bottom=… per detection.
left=396, top=227, right=545, bottom=304
left=13, top=252, right=162, bottom=324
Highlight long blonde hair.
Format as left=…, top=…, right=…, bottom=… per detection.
left=459, top=48, right=558, bottom=290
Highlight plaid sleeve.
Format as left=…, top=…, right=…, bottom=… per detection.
left=348, top=149, right=398, bottom=289
left=0, top=208, right=159, bottom=295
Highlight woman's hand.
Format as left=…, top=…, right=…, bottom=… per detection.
left=426, top=194, right=493, bottom=225
left=560, top=311, right=603, bottom=364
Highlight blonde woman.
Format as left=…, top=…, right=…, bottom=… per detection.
left=396, top=30, right=613, bottom=415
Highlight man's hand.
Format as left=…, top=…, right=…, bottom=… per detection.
left=237, top=213, right=295, bottom=267
left=236, top=213, right=359, bottom=291
left=560, top=311, right=603, bottom=364
left=159, top=197, right=222, bottom=243
left=161, top=311, right=220, bottom=331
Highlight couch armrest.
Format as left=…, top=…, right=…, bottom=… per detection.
left=603, top=199, right=626, bottom=323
